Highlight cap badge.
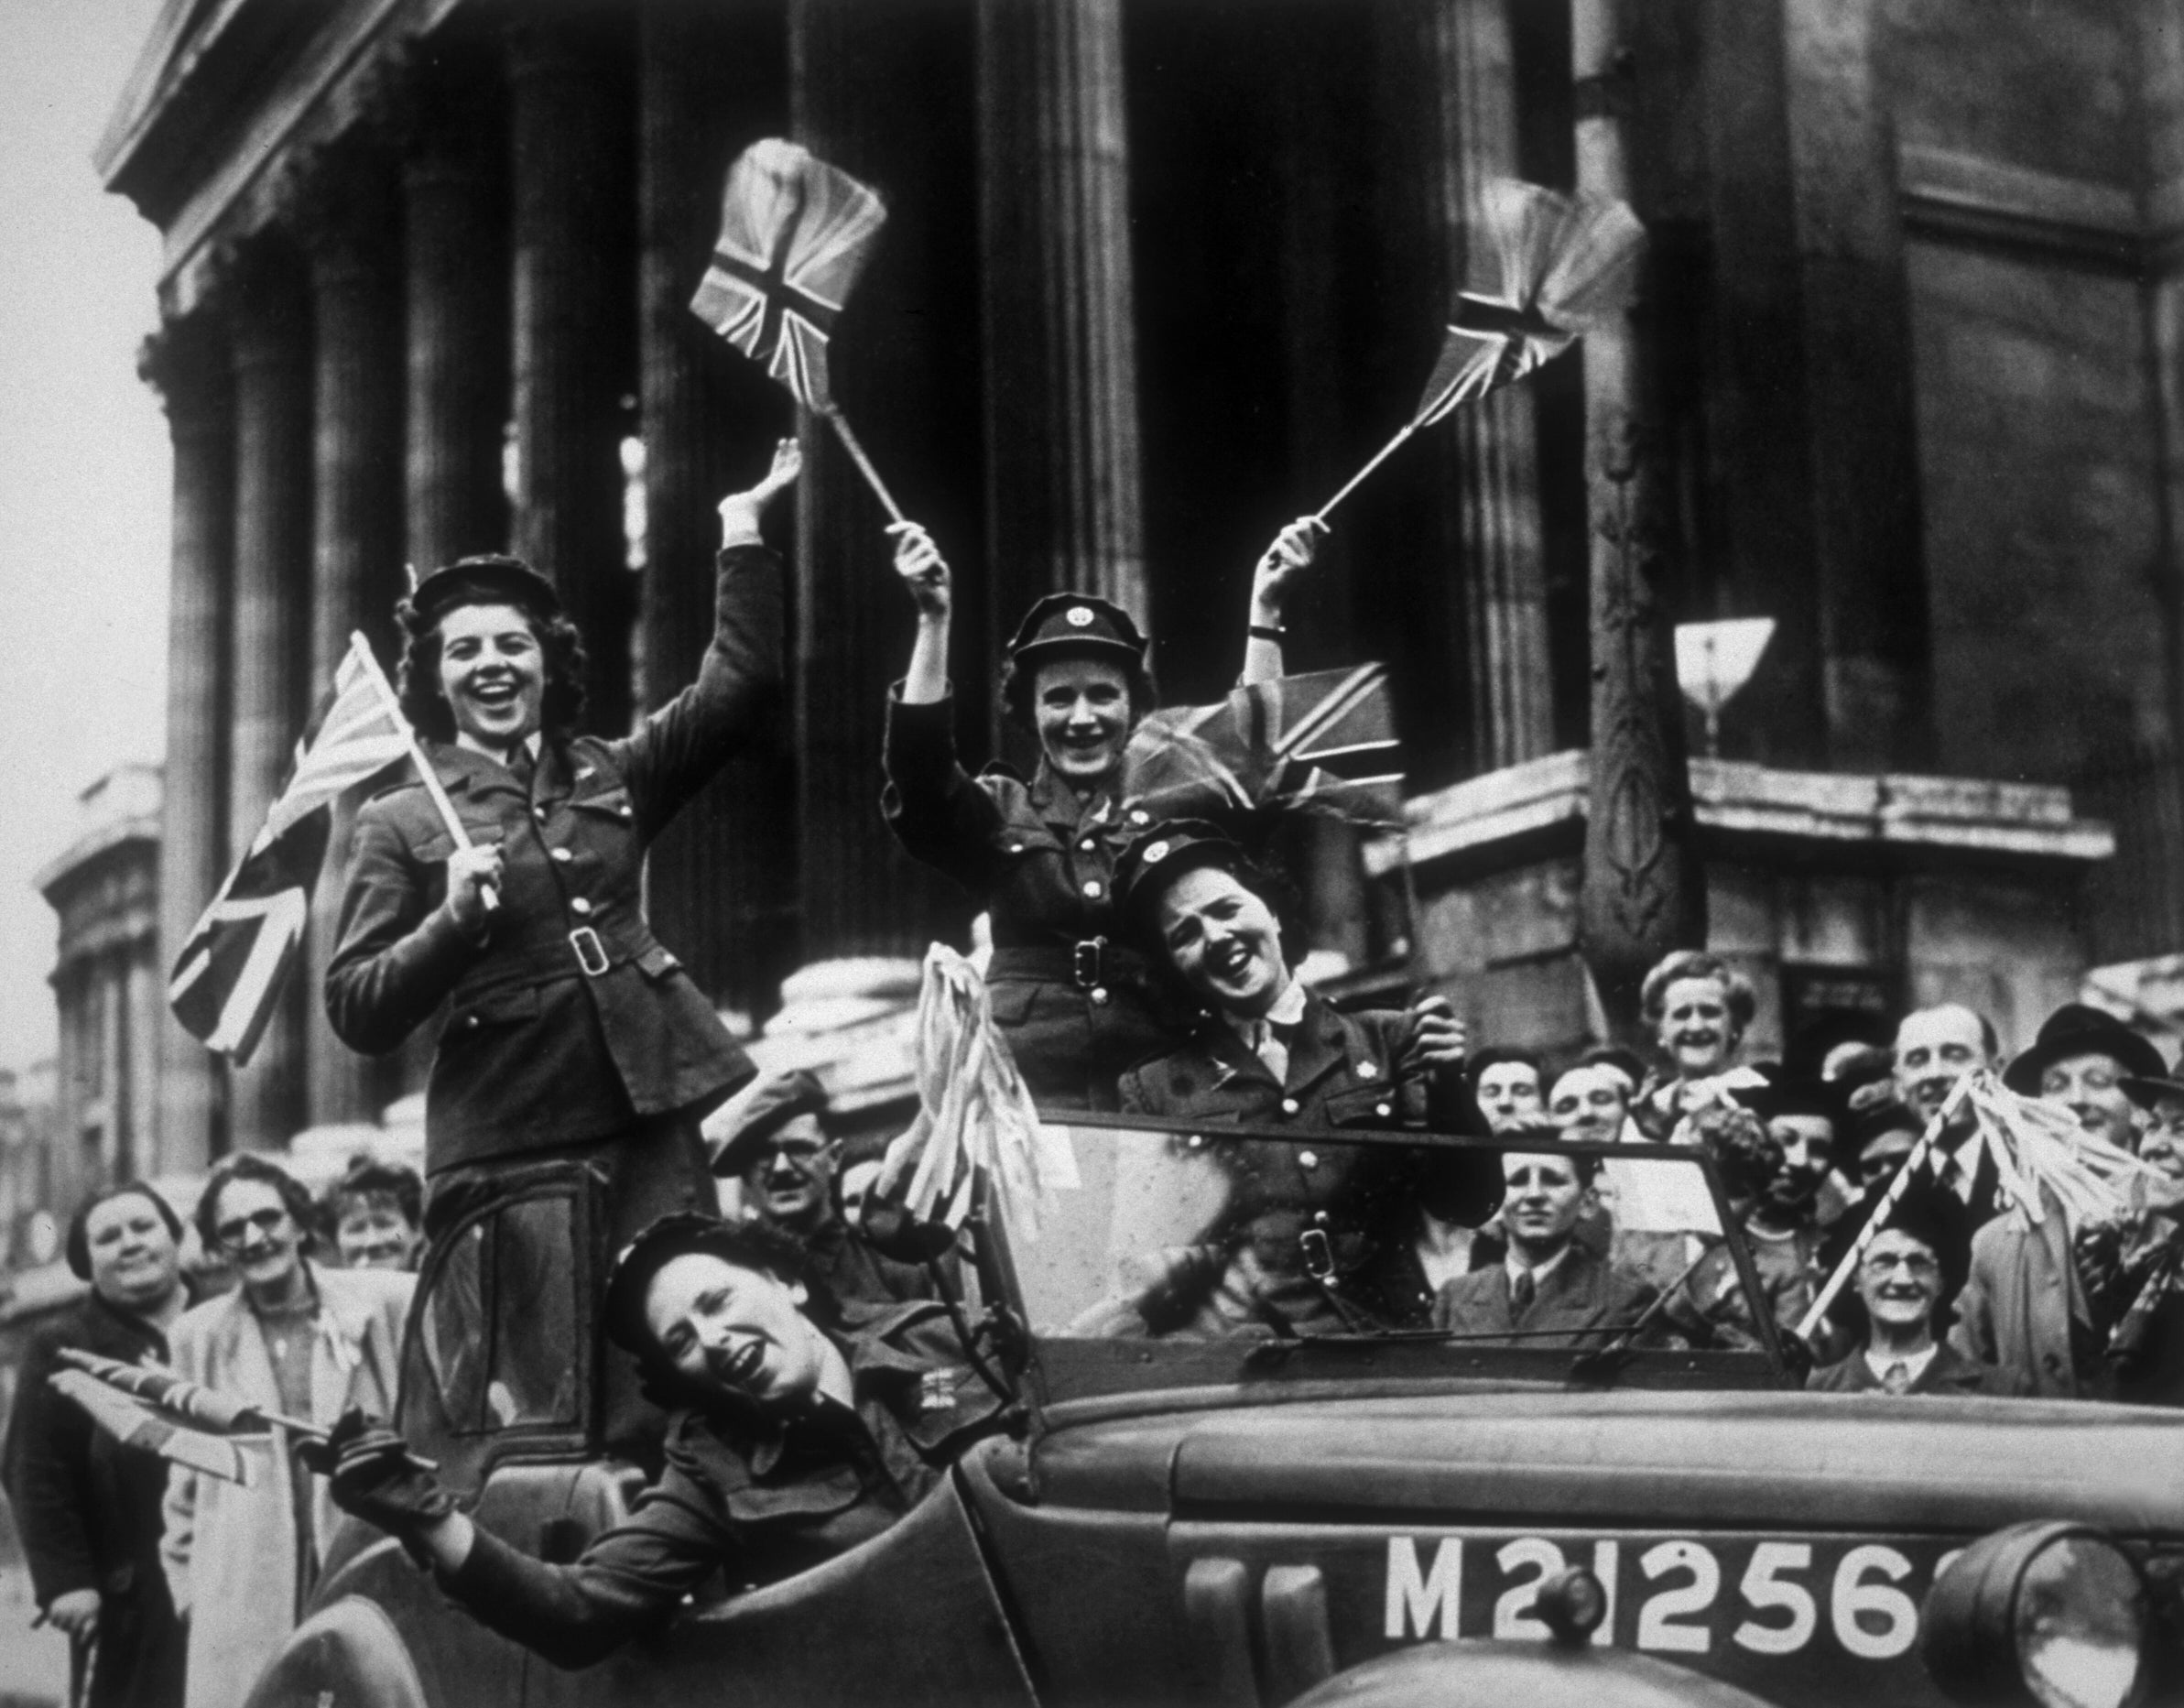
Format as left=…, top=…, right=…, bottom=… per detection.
left=1143, top=840, right=1170, bottom=865
left=1065, top=605, right=1094, bottom=628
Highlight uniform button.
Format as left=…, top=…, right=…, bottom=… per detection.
left=1007, top=842, right=1025, bottom=854
left=1313, top=1210, right=1330, bottom=1226
left=534, top=805, right=549, bottom=821
left=1280, top=1097, right=1299, bottom=1115
left=1375, top=1103, right=1392, bottom=1117
left=1081, top=879, right=1103, bottom=898
left=1187, top=1134, right=1205, bottom=1150
left=1129, top=810, right=1149, bottom=826
left=1355, top=1061, right=1377, bottom=1080
left=1298, top=1149, right=1319, bottom=1170
left=617, top=805, right=631, bottom=819
left=1081, top=838, right=1097, bottom=852
left=1091, top=986, right=1110, bottom=1006
left=550, top=847, right=572, bottom=864
left=570, top=898, right=593, bottom=916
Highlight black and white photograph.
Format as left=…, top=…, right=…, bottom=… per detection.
left=0, top=1, right=2179, bottom=1704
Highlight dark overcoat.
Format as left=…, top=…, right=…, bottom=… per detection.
left=882, top=689, right=1182, bottom=1109
left=1807, top=1343, right=2032, bottom=1397
left=1431, top=1246, right=1659, bottom=1350
left=1, top=1291, right=186, bottom=1708
left=325, top=546, right=781, bottom=1170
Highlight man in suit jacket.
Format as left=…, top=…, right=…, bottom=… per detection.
left=1432, top=1151, right=1657, bottom=1350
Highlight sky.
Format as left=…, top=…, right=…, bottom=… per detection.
left=0, top=0, right=175, bottom=1076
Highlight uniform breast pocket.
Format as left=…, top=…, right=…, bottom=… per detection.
left=988, top=824, right=1063, bottom=865
left=447, top=985, right=541, bottom=1039
left=568, top=788, right=636, bottom=828
left=1320, top=1082, right=1410, bottom=1128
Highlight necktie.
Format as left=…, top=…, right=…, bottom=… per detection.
left=507, top=746, right=536, bottom=792
left=1880, top=1360, right=1912, bottom=1395
left=1511, top=1268, right=1536, bottom=1316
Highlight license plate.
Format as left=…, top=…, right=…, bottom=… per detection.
left=1380, top=1528, right=1956, bottom=1664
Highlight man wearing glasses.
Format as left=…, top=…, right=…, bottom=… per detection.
left=1809, top=1183, right=2026, bottom=1397
left=161, top=1154, right=411, bottom=1708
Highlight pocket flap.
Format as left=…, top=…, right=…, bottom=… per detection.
left=451, top=984, right=542, bottom=1030
left=1320, top=1082, right=1409, bottom=1126
left=636, top=944, right=682, bottom=981
left=986, top=980, right=1041, bottom=1026
left=988, top=824, right=1061, bottom=860
left=569, top=788, right=636, bottom=822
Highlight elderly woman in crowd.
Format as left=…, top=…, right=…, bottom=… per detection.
left=324, top=1158, right=425, bottom=1271
left=325, top=443, right=797, bottom=1448
left=2, top=1184, right=195, bottom=1708
left=881, top=513, right=1327, bottom=1109
left=304, top=1213, right=999, bottom=1670
left=162, top=1154, right=410, bottom=1708
left=1633, top=950, right=1766, bottom=1140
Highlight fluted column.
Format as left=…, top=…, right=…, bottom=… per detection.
left=223, top=238, right=313, bottom=1150
left=1422, top=0, right=1555, bottom=772
left=141, top=314, right=233, bottom=1175
left=976, top=0, right=1146, bottom=658
left=638, top=5, right=796, bottom=1022
left=1572, top=0, right=1705, bottom=1034
left=789, top=0, right=980, bottom=959
left=298, top=137, right=405, bottom=1127
left=509, top=14, right=636, bottom=735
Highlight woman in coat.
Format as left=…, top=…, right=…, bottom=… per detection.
left=325, top=442, right=799, bottom=1244
left=160, top=1156, right=409, bottom=1708
left=881, top=516, right=1324, bottom=1109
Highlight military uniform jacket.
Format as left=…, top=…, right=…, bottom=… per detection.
left=441, top=1300, right=1000, bottom=1670
left=882, top=688, right=1178, bottom=1107
left=326, top=547, right=782, bottom=1169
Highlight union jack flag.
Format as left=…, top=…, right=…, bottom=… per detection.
left=168, top=634, right=411, bottom=1063
left=1122, top=664, right=1406, bottom=830
left=690, top=137, right=888, bottom=412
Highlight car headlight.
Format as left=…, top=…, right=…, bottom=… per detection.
left=1923, top=1521, right=2147, bottom=1708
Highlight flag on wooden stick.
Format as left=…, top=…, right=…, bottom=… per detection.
left=691, top=137, right=906, bottom=522
left=168, top=634, right=411, bottom=1063
left=49, top=1367, right=258, bottom=1485
left=1314, top=178, right=1647, bottom=521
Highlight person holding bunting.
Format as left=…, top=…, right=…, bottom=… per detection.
left=324, top=441, right=799, bottom=1442
left=880, top=515, right=1326, bottom=1110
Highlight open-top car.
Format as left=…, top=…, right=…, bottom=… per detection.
left=244, top=1117, right=2180, bottom=1708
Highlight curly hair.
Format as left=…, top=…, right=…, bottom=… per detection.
left=1126, top=845, right=1306, bottom=1010
left=328, top=1157, right=424, bottom=1230
left=65, top=1181, right=184, bottom=1282
left=394, top=574, right=588, bottom=743
left=1639, top=949, right=1757, bottom=1033
left=197, top=1151, right=320, bottom=1255
left=997, top=650, right=1158, bottom=735
left=1686, top=1102, right=1783, bottom=1205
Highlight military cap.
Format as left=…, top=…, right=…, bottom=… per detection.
left=2002, top=1002, right=2167, bottom=1094
left=1004, top=592, right=1146, bottom=673
left=704, top=1067, right=830, bottom=1176
left=603, top=1212, right=822, bottom=1361
left=2121, top=1072, right=2184, bottom=1113
left=407, top=552, right=562, bottom=626
left=1112, top=819, right=1244, bottom=930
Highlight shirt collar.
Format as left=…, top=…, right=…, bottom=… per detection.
left=453, top=729, right=543, bottom=767
left=1863, top=1342, right=1940, bottom=1386
left=1221, top=976, right=1307, bottom=1041
left=1506, top=1244, right=1573, bottom=1287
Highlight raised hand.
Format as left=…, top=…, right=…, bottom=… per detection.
left=888, top=522, right=952, bottom=622
left=300, top=1409, right=456, bottom=1539
left=1396, top=994, right=1470, bottom=1074
left=717, top=437, right=804, bottom=543
left=1250, top=515, right=1329, bottom=623
left=444, top=842, right=505, bottom=932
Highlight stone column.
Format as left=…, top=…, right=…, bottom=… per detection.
left=296, top=137, right=406, bottom=1127
left=223, top=237, right=313, bottom=1151
left=1571, top=0, right=1705, bottom=1034
left=508, top=14, right=636, bottom=735
left=975, top=0, right=1146, bottom=658
left=140, top=313, right=233, bottom=1176
left=401, top=40, right=509, bottom=576
left=1421, top=0, right=1556, bottom=773
left=789, top=0, right=980, bottom=959
left=637, top=5, right=797, bottom=1023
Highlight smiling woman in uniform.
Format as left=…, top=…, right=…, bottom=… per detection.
left=879, top=515, right=1326, bottom=1109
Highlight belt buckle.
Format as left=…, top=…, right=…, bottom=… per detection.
left=569, top=927, right=611, bottom=977
left=1072, top=937, right=1105, bottom=990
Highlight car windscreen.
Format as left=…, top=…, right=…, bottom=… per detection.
left=992, top=1120, right=1787, bottom=1406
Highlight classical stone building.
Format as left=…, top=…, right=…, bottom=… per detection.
left=33, top=767, right=164, bottom=1224
left=101, top=0, right=2184, bottom=1171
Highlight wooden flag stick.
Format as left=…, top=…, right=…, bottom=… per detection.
left=348, top=632, right=496, bottom=912
left=1311, top=421, right=1420, bottom=525
left=1794, top=1071, right=1979, bottom=1342
left=825, top=408, right=907, bottom=526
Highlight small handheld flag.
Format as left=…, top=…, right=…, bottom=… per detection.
left=168, top=633, right=410, bottom=1063
left=1313, top=178, right=1647, bottom=523
left=1121, top=665, right=1406, bottom=831
left=691, top=137, right=905, bottom=523
left=49, top=1368, right=257, bottom=1486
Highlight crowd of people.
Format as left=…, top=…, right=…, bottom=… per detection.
left=6, top=441, right=2183, bottom=1699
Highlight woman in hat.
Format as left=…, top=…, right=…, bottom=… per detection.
left=880, top=516, right=1324, bottom=1109
left=1086, top=820, right=1472, bottom=1334
left=326, top=441, right=799, bottom=1257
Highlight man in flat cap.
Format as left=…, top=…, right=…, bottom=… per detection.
left=709, top=1068, right=943, bottom=1313
left=1809, top=1181, right=2026, bottom=1397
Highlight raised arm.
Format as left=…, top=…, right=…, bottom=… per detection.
left=611, top=439, right=798, bottom=833
left=1240, top=516, right=1327, bottom=686
left=890, top=521, right=951, bottom=706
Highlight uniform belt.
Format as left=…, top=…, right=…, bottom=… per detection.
left=451, top=930, right=652, bottom=996
left=988, top=940, right=1150, bottom=991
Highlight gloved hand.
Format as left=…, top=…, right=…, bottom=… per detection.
left=298, top=1409, right=455, bottom=1537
